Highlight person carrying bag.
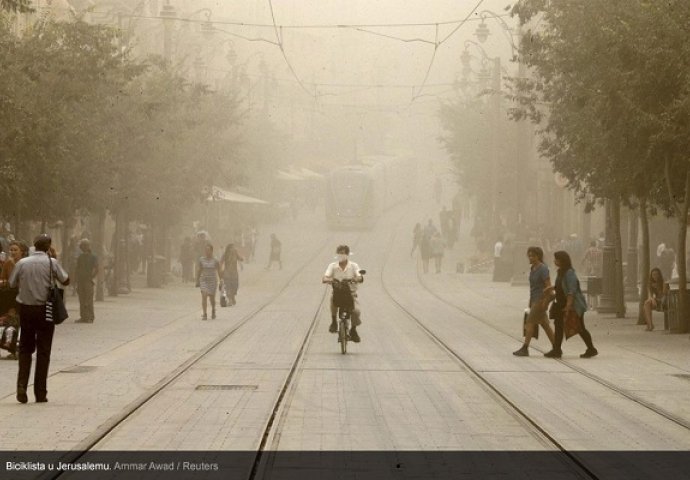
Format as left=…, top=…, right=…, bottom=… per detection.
left=9, top=234, right=70, bottom=403
left=544, top=250, right=598, bottom=359
left=46, top=253, right=68, bottom=324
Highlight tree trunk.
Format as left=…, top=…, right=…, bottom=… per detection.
left=676, top=208, right=688, bottom=333
left=612, top=199, right=626, bottom=317
left=638, top=197, right=650, bottom=325
left=676, top=170, right=690, bottom=333
left=92, top=209, right=106, bottom=302
left=625, top=206, right=639, bottom=301
left=60, top=217, right=73, bottom=263
left=111, top=210, right=121, bottom=297
left=664, top=158, right=690, bottom=334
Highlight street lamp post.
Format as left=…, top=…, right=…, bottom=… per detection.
left=461, top=41, right=503, bottom=232
left=159, top=0, right=177, bottom=61
left=474, top=10, right=527, bottom=229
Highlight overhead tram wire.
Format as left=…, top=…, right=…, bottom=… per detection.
left=92, top=11, right=508, bottom=30
left=268, top=0, right=316, bottom=99
left=105, top=3, right=494, bottom=103
left=411, top=24, right=439, bottom=103
left=440, top=0, right=486, bottom=45
left=411, top=0, right=485, bottom=103
left=353, top=28, right=436, bottom=45
left=210, top=26, right=279, bottom=46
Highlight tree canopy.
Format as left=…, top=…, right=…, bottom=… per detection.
left=0, top=17, right=244, bottom=230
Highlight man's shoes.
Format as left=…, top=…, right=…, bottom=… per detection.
left=580, top=348, right=598, bottom=358
left=513, top=346, right=529, bottom=356
left=211, top=311, right=216, bottom=320
left=75, top=319, right=93, bottom=323
left=36, top=397, right=48, bottom=403
left=544, top=349, right=562, bottom=358
left=16, top=386, right=27, bottom=404
left=329, top=320, right=337, bottom=333
left=201, top=314, right=207, bottom=321
left=349, top=328, right=360, bottom=343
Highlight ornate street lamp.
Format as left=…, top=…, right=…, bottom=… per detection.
left=199, top=9, right=214, bottom=38
left=159, top=0, right=177, bottom=61
left=474, top=10, right=518, bottom=60
left=475, top=21, right=491, bottom=43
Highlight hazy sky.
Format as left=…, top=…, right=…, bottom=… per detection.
left=181, top=0, right=520, bottom=107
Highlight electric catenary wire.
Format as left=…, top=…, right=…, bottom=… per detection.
left=411, top=0, right=485, bottom=103
left=93, top=11, right=508, bottom=30
left=268, top=0, right=316, bottom=99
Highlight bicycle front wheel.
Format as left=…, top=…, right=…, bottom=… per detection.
left=339, top=320, right=347, bottom=354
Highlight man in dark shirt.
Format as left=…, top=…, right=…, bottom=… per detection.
left=75, top=239, right=98, bottom=324
left=266, top=234, right=282, bottom=270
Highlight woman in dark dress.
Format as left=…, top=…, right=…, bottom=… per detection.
left=544, top=250, right=597, bottom=358
left=221, top=243, right=243, bottom=306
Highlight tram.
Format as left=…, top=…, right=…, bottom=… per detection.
left=325, top=154, right=416, bottom=229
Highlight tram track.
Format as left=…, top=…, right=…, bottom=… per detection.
left=247, top=232, right=371, bottom=480
left=414, top=268, right=690, bottom=433
left=43, top=234, right=340, bottom=479
left=43, top=229, right=370, bottom=480
left=35, top=203, right=688, bottom=479
left=375, top=224, right=664, bottom=480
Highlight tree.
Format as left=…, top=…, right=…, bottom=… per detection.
left=1, top=0, right=33, bottom=13
left=439, top=89, right=519, bottom=250
left=511, top=0, right=690, bottom=325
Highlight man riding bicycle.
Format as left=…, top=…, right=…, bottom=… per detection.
left=322, top=245, right=363, bottom=342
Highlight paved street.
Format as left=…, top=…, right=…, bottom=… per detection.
left=1, top=208, right=689, bottom=479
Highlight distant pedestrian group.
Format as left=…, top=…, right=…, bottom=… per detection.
left=412, top=218, right=446, bottom=274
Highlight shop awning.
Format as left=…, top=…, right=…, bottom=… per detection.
left=276, top=170, right=304, bottom=181
left=299, top=168, right=324, bottom=179
left=208, top=186, right=269, bottom=204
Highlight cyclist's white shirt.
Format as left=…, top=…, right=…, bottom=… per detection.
left=324, top=260, right=361, bottom=293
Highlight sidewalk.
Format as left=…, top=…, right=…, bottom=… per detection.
left=417, top=234, right=690, bottom=428
left=0, top=212, right=336, bottom=450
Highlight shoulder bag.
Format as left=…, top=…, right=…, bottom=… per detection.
left=564, top=309, right=581, bottom=339
left=46, top=255, right=68, bottom=324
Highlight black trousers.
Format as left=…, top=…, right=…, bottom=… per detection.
left=77, top=280, right=95, bottom=322
left=553, top=312, right=594, bottom=351
left=17, top=304, right=55, bottom=400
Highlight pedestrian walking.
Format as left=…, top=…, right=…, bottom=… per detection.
left=492, top=237, right=503, bottom=282
left=544, top=251, right=598, bottom=358
left=9, top=234, right=69, bottom=403
left=423, top=218, right=438, bottom=239
left=220, top=243, right=243, bottom=306
left=179, top=237, right=194, bottom=283
left=266, top=233, right=282, bottom=270
left=514, top=246, right=555, bottom=356
left=581, top=240, right=603, bottom=309
left=74, top=239, right=98, bottom=323
left=420, top=230, right=432, bottom=274
left=410, top=223, right=422, bottom=257
left=430, top=231, right=444, bottom=273
left=642, top=267, right=667, bottom=331
left=195, top=243, right=221, bottom=320
left=0, top=241, right=26, bottom=360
